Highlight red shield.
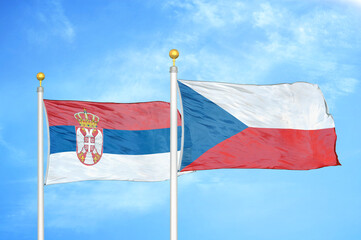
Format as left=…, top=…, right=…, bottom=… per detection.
left=76, top=126, right=103, bottom=166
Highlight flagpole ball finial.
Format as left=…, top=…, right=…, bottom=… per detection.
left=36, top=72, right=45, bottom=86
left=169, top=49, right=179, bottom=66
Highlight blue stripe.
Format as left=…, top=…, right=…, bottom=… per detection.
left=49, top=125, right=76, bottom=154
left=178, top=81, right=248, bottom=170
left=49, top=125, right=181, bottom=155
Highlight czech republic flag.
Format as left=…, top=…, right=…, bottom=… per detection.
left=178, top=80, right=340, bottom=172
left=44, top=100, right=181, bottom=185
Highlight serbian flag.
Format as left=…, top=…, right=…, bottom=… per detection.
left=178, top=80, right=340, bottom=172
left=44, top=100, right=181, bottom=185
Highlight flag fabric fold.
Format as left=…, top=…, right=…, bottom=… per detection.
left=44, top=100, right=181, bottom=185
left=178, top=80, right=339, bottom=172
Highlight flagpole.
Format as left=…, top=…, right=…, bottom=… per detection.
left=169, top=49, right=179, bottom=240
left=37, top=72, right=45, bottom=240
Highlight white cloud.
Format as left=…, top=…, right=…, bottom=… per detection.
left=4, top=172, right=281, bottom=232
left=248, top=3, right=361, bottom=107
left=44, top=182, right=168, bottom=229
left=165, top=0, right=246, bottom=28
left=253, top=2, right=283, bottom=27
left=0, top=127, right=26, bottom=161
left=3, top=181, right=168, bottom=231
left=87, top=47, right=172, bottom=103
left=29, top=0, right=75, bottom=43
left=96, top=0, right=359, bottom=107
left=320, top=77, right=359, bottom=108
left=338, top=78, right=359, bottom=93
left=334, top=0, right=361, bottom=7
left=41, top=1, right=360, bottom=114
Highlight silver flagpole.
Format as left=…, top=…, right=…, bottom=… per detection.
left=169, top=49, right=179, bottom=240
left=37, top=72, right=45, bottom=240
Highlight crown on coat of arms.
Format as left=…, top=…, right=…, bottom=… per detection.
left=74, top=109, right=99, bottom=128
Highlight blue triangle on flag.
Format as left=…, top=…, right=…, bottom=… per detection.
left=178, top=81, right=248, bottom=170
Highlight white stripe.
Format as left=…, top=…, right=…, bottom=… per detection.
left=45, top=151, right=181, bottom=185
left=180, top=80, right=334, bottom=130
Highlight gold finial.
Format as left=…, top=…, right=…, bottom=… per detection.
left=36, top=72, right=45, bottom=87
left=169, top=49, right=179, bottom=66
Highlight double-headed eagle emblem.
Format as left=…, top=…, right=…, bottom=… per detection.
left=74, top=109, right=103, bottom=166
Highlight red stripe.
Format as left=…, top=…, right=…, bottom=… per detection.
left=44, top=100, right=181, bottom=130
left=181, top=127, right=339, bottom=171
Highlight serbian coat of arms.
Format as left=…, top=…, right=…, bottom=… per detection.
left=74, top=109, right=103, bottom=166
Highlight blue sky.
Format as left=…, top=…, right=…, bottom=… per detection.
left=1, top=0, right=361, bottom=239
